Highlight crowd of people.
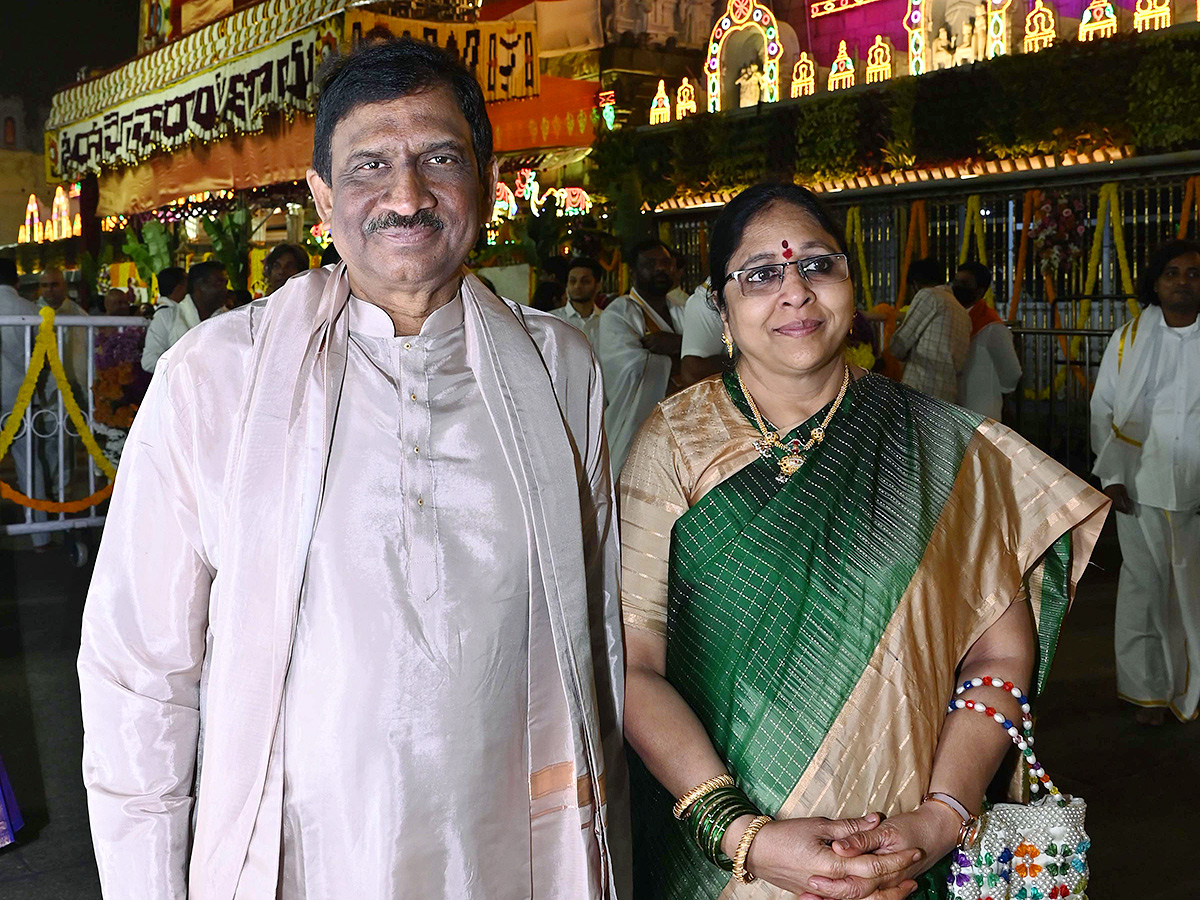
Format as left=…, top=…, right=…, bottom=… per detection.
left=0, top=33, right=1197, bottom=900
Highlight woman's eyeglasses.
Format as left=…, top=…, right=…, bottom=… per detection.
left=724, top=253, right=850, bottom=297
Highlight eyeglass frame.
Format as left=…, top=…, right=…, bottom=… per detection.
left=723, top=253, right=851, bottom=295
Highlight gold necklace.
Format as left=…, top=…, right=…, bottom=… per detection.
left=736, top=365, right=851, bottom=483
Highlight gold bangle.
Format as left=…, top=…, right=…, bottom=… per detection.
left=732, top=814, right=772, bottom=884
left=672, top=774, right=735, bottom=820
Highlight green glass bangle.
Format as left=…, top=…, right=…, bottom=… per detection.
left=688, top=789, right=744, bottom=845
left=706, top=802, right=758, bottom=869
left=683, top=784, right=760, bottom=870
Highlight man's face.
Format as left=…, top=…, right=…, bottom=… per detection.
left=952, top=269, right=980, bottom=303
left=307, top=86, right=494, bottom=302
left=39, top=270, right=67, bottom=308
left=566, top=266, right=598, bottom=304
left=1155, top=252, right=1200, bottom=319
left=104, top=290, right=131, bottom=316
left=195, top=269, right=228, bottom=306
left=267, top=253, right=303, bottom=293
left=634, top=246, right=675, bottom=297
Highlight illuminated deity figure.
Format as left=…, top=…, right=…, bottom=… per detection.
left=865, top=36, right=892, bottom=83
left=932, top=26, right=955, bottom=69
left=1078, top=0, right=1118, bottom=40
left=735, top=63, right=765, bottom=107
left=676, top=79, right=698, bottom=118
left=828, top=40, right=855, bottom=90
left=972, top=2, right=988, bottom=58
left=954, top=20, right=977, bottom=64
left=650, top=79, right=672, bottom=124
left=791, top=53, right=816, bottom=97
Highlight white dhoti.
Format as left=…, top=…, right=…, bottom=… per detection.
left=1115, top=504, right=1200, bottom=721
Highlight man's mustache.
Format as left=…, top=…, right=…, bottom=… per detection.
left=363, top=209, right=445, bottom=235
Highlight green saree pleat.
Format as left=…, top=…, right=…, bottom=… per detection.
left=631, top=373, right=986, bottom=900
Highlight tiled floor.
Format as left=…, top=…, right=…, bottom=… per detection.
left=0, top=522, right=1194, bottom=898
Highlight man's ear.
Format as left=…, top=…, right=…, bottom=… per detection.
left=307, top=167, right=333, bottom=227
left=480, top=156, right=499, bottom=221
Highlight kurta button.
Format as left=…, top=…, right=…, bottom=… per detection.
left=417, top=496, right=424, bottom=506
left=414, top=446, right=420, bottom=454
left=410, top=392, right=417, bottom=401
left=404, top=342, right=412, bottom=350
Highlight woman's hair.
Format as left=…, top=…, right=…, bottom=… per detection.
left=1139, top=239, right=1200, bottom=307
left=708, top=183, right=848, bottom=313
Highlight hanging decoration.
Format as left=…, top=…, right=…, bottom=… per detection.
left=1008, top=190, right=1035, bottom=321
left=17, top=195, right=43, bottom=245
left=988, top=0, right=1016, bottom=57
left=598, top=90, right=617, bottom=130
left=705, top=0, right=782, bottom=113
left=791, top=53, right=816, bottom=97
left=1023, top=0, right=1057, bottom=52
left=650, top=80, right=672, bottom=125
left=844, top=206, right=874, bottom=308
left=896, top=199, right=929, bottom=306
left=865, top=36, right=893, bottom=83
left=1029, top=191, right=1086, bottom=276
left=1078, top=0, right=1118, bottom=40
left=957, top=195, right=994, bottom=307
left=810, top=0, right=887, bottom=16
left=0, top=308, right=117, bottom=513
left=1177, top=175, right=1200, bottom=239
left=676, top=79, right=698, bottom=119
left=828, top=41, right=856, bottom=91
left=1133, top=0, right=1171, bottom=31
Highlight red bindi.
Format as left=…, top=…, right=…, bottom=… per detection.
left=781, top=240, right=794, bottom=260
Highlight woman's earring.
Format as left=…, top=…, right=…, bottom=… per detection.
left=722, top=331, right=734, bottom=358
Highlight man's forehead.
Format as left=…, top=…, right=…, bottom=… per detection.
left=332, top=89, right=473, bottom=153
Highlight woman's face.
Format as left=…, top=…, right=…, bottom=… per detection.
left=721, top=201, right=854, bottom=380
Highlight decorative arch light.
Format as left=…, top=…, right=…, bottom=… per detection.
left=676, top=79, right=698, bottom=119
left=1078, top=0, right=1118, bottom=40
left=791, top=52, right=816, bottom=97
left=17, top=194, right=41, bottom=244
left=1023, top=0, right=1056, bottom=51
left=903, top=0, right=927, bottom=74
left=865, top=35, right=892, bottom=83
left=1133, top=0, right=1171, bottom=31
left=705, top=0, right=783, bottom=113
left=650, top=80, right=672, bottom=125
left=987, top=0, right=1016, bottom=57
left=828, top=40, right=855, bottom=90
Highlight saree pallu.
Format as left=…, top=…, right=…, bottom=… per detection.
left=620, top=373, right=1107, bottom=900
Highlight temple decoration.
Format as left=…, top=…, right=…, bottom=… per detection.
left=17, top=194, right=42, bottom=244
left=705, top=0, right=782, bottom=112
left=18, top=186, right=81, bottom=244
left=1078, top=0, right=1118, bottom=39
left=791, top=53, right=816, bottom=97
left=865, top=36, right=893, bottom=83
left=676, top=79, right=698, bottom=119
left=1023, top=0, right=1057, bottom=51
left=544, top=187, right=593, bottom=217
left=828, top=40, right=856, bottom=90
left=493, top=182, right=519, bottom=222
left=810, top=0, right=888, bottom=17
left=650, top=80, right=672, bottom=124
left=988, top=0, right=1016, bottom=57
left=1134, top=0, right=1171, bottom=31
left=904, top=0, right=928, bottom=74
left=599, top=90, right=617, bottom=130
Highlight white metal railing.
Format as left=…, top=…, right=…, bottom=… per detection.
left=0, top=314, right=149, bottom=536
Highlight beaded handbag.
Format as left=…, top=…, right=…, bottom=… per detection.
left=945, top=678, right=1090, bottom=900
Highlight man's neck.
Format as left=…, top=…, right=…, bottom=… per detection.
left=634, top=286, right=669, bottom=317
left=569, top=298, right=595, bottom=318
left=1162, top=305, right=1199, bottom=328
left=349, top=273, right=461, bottom=337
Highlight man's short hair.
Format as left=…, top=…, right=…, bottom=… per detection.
left=567, top=256, right=603, bottom=281
left=628, top=238, right=672, bottom=267
left=907, top=257, right=945, bottom=289
left=157, top=267, right=186, bottom=297
left=187, top=260, right=227, bottom=297
left=265, top=243, right=310, bottom=274
left=313, top=38, right=493, bottom=185
left=957, top=260, right=992, bottom=292
left=0, top=258, right=18, bottom=287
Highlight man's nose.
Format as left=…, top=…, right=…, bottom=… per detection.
left=382, top=165, right=436, bottom=213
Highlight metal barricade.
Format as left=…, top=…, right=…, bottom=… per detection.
left=0, top=314, right=149, bottom=537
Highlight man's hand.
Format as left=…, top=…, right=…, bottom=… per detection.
left=728, top=814, right=921, bottom=900
left=642, top=331, right=682, bottom=358
left=1104, top=483, right=1134, bottom=515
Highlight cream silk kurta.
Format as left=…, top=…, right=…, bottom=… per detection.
left=78, top=267, right=630, bottom=900
left=280, top=296, right=544, bottom=897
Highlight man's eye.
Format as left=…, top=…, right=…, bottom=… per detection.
left=358, top=160, right=386, bottom=171
left=428, top=154, right=461, bottom=166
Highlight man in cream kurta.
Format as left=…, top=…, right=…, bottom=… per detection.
left=79, top=38, right=628, bottom=900
left=598, top=240, right=686, bottom=474
left=1091, top=241, right=1200, bottom=723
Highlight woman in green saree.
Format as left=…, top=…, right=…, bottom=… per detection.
left=619, top=184, right=1108, bottom=900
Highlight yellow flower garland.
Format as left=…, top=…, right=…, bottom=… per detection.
left=0, top=307, right=118, bottom=512
left=958, top=194, right=995, bottom=308
left=845, top=206, right=874, bottom=309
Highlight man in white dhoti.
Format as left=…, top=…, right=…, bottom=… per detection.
left=79, top=38, right=629, bottom=900
left=1091, top=239, right=1200, bottom=725
left=598, top=239, right=685, bottom=473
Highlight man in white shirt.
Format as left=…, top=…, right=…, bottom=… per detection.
left=598, top=239, right=686, bottom=474
left=549, top=256, right=604, bottom=346
left=154, top=267, right=187, bottom=312
left=953, top=261, right=1022, bottom=418
left=1091, top=239, right=1200, bottom=725
left=141, top=261, right=227, bottom=373
left=0, top=259, right=49, bottom=547
left=889, top=257, right=971, bottom=402
left=678, top=278, right=726, bottom=387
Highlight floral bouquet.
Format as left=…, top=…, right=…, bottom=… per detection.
left=1028, top=193, right=1086, bottom=276
left=92, top=326, right=152, bottom=467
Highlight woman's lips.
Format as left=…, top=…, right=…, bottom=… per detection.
left=774, top=319, right=823, bottom=337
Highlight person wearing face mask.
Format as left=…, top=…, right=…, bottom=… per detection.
left=598, top=239, right=686, bottom=473
left=1091, top=239, right=1200, bottom=726
left=618, top=183, right=1108, bottom=900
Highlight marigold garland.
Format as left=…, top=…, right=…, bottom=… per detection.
left=0, top=307, right=118, bottom=512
